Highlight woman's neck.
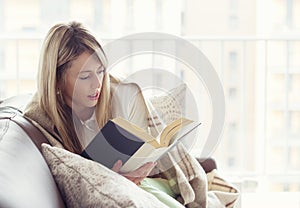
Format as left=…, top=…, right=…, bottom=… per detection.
left=75, top=107, right=95, bottom=122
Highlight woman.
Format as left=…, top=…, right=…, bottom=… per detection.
left=24, top=22, right=188, bottom=207
left=24, top=21, right=155, bottom=184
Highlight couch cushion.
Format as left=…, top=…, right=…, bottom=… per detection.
left=0, top=93, right=33, bottom=112
left=147, top=84, right=187, bottom=137
left=0, top=118, right=65, bottom=208
left=41, top=144, right=168, bottom=208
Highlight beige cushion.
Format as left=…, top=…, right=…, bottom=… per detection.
left=41, top=144, right=167, bottom=208
left=147, top=84, right=187, bottom=137
left=207, top=169, right=240, bottom=208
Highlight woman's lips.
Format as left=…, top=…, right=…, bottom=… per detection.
left=88, top=91, right=100, bottom=100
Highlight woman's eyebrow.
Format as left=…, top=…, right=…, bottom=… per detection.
left=97, top=67, right=105, bottom=72
left=79, top=70, right=91, bottom=73
left=79, top=65, right=103, bottom=73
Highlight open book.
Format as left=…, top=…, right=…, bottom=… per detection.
left=80, top=117, right=201, bottom=172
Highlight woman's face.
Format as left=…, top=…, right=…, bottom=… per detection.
left=61, top=51, right=104, bottom=117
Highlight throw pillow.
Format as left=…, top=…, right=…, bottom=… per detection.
left=207, top=169, right=240, bottom=208
left=41, top=144, right=167, bottom=208
left=147, top=83, right=187, bottom=137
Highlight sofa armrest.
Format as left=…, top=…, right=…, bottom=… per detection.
left=196, top=158, right=217, bottom=173
left=0, top=105, right=66, bottom=208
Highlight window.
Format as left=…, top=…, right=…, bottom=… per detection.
left=41, top=0, right=70, bottom=27
left=229, top=87, right=237, bottom=98
left=229, top=15, right=239, bottom=29
left=0, top=0, right=4, bottom=33
left=229, top=0, right=239, bottom=11
left=229, top=51, right=238, bottom=70
left=0, top=2, right=300, bottom=205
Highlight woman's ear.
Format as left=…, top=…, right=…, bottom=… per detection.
left=56, top=81, right=63, bottom=95
left=56, top=83, right=61, bottom=94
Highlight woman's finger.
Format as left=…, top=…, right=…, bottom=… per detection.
left=123, top=176, right=144, bottom=185
left=122, top=162, right=156, bottom=178
left=133, top=177, right=144, bottom=185
left=111, top=160, right=122, bottom=173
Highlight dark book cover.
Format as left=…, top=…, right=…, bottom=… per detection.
left=80, top=120, right=145, bottom=169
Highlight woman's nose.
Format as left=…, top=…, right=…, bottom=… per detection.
left=92, top=73, right=102, bottom=88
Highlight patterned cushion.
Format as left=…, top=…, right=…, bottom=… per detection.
left=41, top=144, right=167, bottom=208
left=207, top=169, right=240, bottom=208
left=147, top=84, right=187, bottom=137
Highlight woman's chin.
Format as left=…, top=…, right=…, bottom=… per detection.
left=86, top=99, right=98, bottom=107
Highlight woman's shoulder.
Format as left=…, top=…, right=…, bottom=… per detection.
left=110, top=79, right=142, bottom=96
left=24, top=94, right=54, bottom=132
left=109, top=77, right=149, bottom=129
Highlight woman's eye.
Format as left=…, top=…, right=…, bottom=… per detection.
left=97, top=70, right=104, bottom=76
left=79, top=75, right=89, bottom=80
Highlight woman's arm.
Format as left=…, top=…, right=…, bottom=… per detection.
left=110, top=82, right=153, bottom=184
left=111, top=82, right=149, bottom=130
left=112, top=160, right=156, bottom=185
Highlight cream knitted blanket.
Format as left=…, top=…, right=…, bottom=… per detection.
left=156, top=142, right=239, bottom=208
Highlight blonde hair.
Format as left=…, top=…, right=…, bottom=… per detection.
left=37, top=21, right=111, bottom=153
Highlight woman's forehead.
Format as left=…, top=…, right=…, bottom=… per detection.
left=70, top=52, right=102, bottom=73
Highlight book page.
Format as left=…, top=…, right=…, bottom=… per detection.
left=120, top=121, right=201, bottom=172
left=120, top=143, right=156, bottom=172
left=112, top=117, right=159, bottom=147
left=160, top=118, right=193, bottom=147
left=120, top=145, right=167, bottom=173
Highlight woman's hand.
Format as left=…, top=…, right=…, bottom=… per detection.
left=112, top=160, right=156, bottom=185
